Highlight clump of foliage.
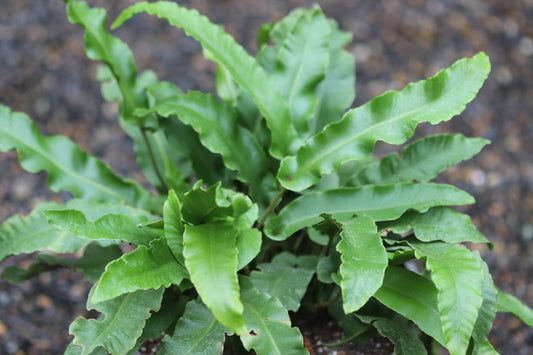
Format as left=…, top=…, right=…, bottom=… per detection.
left=1, top=1, right=532, bottom=354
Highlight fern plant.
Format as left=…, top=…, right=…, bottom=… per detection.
left=1, top=1, right=532, bottom=354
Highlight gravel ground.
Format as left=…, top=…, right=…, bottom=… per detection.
left=1, top=0, right=533, bottom=353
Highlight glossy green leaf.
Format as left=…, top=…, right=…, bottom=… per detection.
left=236, top=229, right=262, bottom=270
left=113, top=1, right=301, bottom=158
left=239, top=276, right=308, bottom=355
left=183, top=222, right=246, bottom=335
left=277, top=52, right=491, bottom=191
left=138, top=91, right=268, bottom=184
left=372, top=314, right=427, bottom=355
left=126, top=290, right=187, bottom=355
left=0, top=202, right=84, bottom=262
left=311, top=20, right=355, bottom=134
left=0, top=105, right=159, bottom=211
left=269, top=8, right=308, bottom=46
left=69, top=287, right=164, bottom=355
left=379, top=207, right=490, bottom=245
left=335, top=156, right=378, bottom=187
left=158, top=299, right=228, bottom=355
left=346, top=134, right=490, bottom=186
left=337, top=217, right=387, bottom=313
left=0, top=199, right=147, bottom=262
left=496, top=288, right=533, bottom=328
left=163, top=190, right=185, bottom=266
left=265, top=182, right=474, bottom=240
left=374, top=266, right=445, bottom=345
left=64, top=343, right=108, bottom=355
left=66, top=1, right=140, bottom=113
left=271, top=7, right=330, bottom=137
left=411, top=241, right=484, bottom=355
left=145, top=78, right=183, bottom=104
left=472, top=338, right=498, bottom=355
left=91, top=238, right=188, bottom=303
left=470, top=251, right=497, bottom=350
left=45, top=209, right=162, bottom=246
left=250, top=252, right=317, bottom=311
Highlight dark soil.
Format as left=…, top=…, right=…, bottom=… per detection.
left=1, top=0, right=533, bottom=354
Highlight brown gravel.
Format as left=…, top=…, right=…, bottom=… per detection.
left=1, top=0, right=533, bottom=353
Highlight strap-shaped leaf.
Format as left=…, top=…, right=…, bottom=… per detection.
left=371, top=314, right=427, bottom=355
left=183, top=222, right=246, bottom=335
left=66, top=1, right=139, bottom=107
left=265, top=182, right=474, bottom=241
left=163, top=190, right=185, bottom=266
left=158, top=299, right=228, bottom=355
left=69, top=287, right=164, bottom=355
left=346, top=134, right=490, bottom=186
left=67, top=1, right=149, bottom=125
left=250, top=252, right=317, bottom=311
left=374, top=266, right=445, bottom=345
left=410, top=241, right=484, bottom=355
left=271, top=6, right=330, bottom=137
left=277, top=52, right=491, bottom=191
left=0, top=202, right=85, bottom=262
left=0, top=105, right=159, bottom=211
left=337, top=217, right=387, bottom=313
left=113, top=1, right=301, bottom=158
left=311, top=20, right=355, bottom=134
left=379, top=207, right=490, bottom=245
left=137, top=91, right=268, bottom=184
left=239, top=276, right=308, bottom=355
left=91, top=238, right=188, bottom=303
left=0, top=199, right=147, bottom=262
left=45, top=209, right=162, bottom=246
left=496, top=288, right=533, bottom=328
left=471, top=251, right=497, bottom=350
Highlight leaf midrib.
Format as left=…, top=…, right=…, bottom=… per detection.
left=288, top=66, right=477, bottom=183
left=87, top=292, right=147, bottom=354
left=0, top=124, right=127, bottom=203
left=274, top=184, right=467, bottom=235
